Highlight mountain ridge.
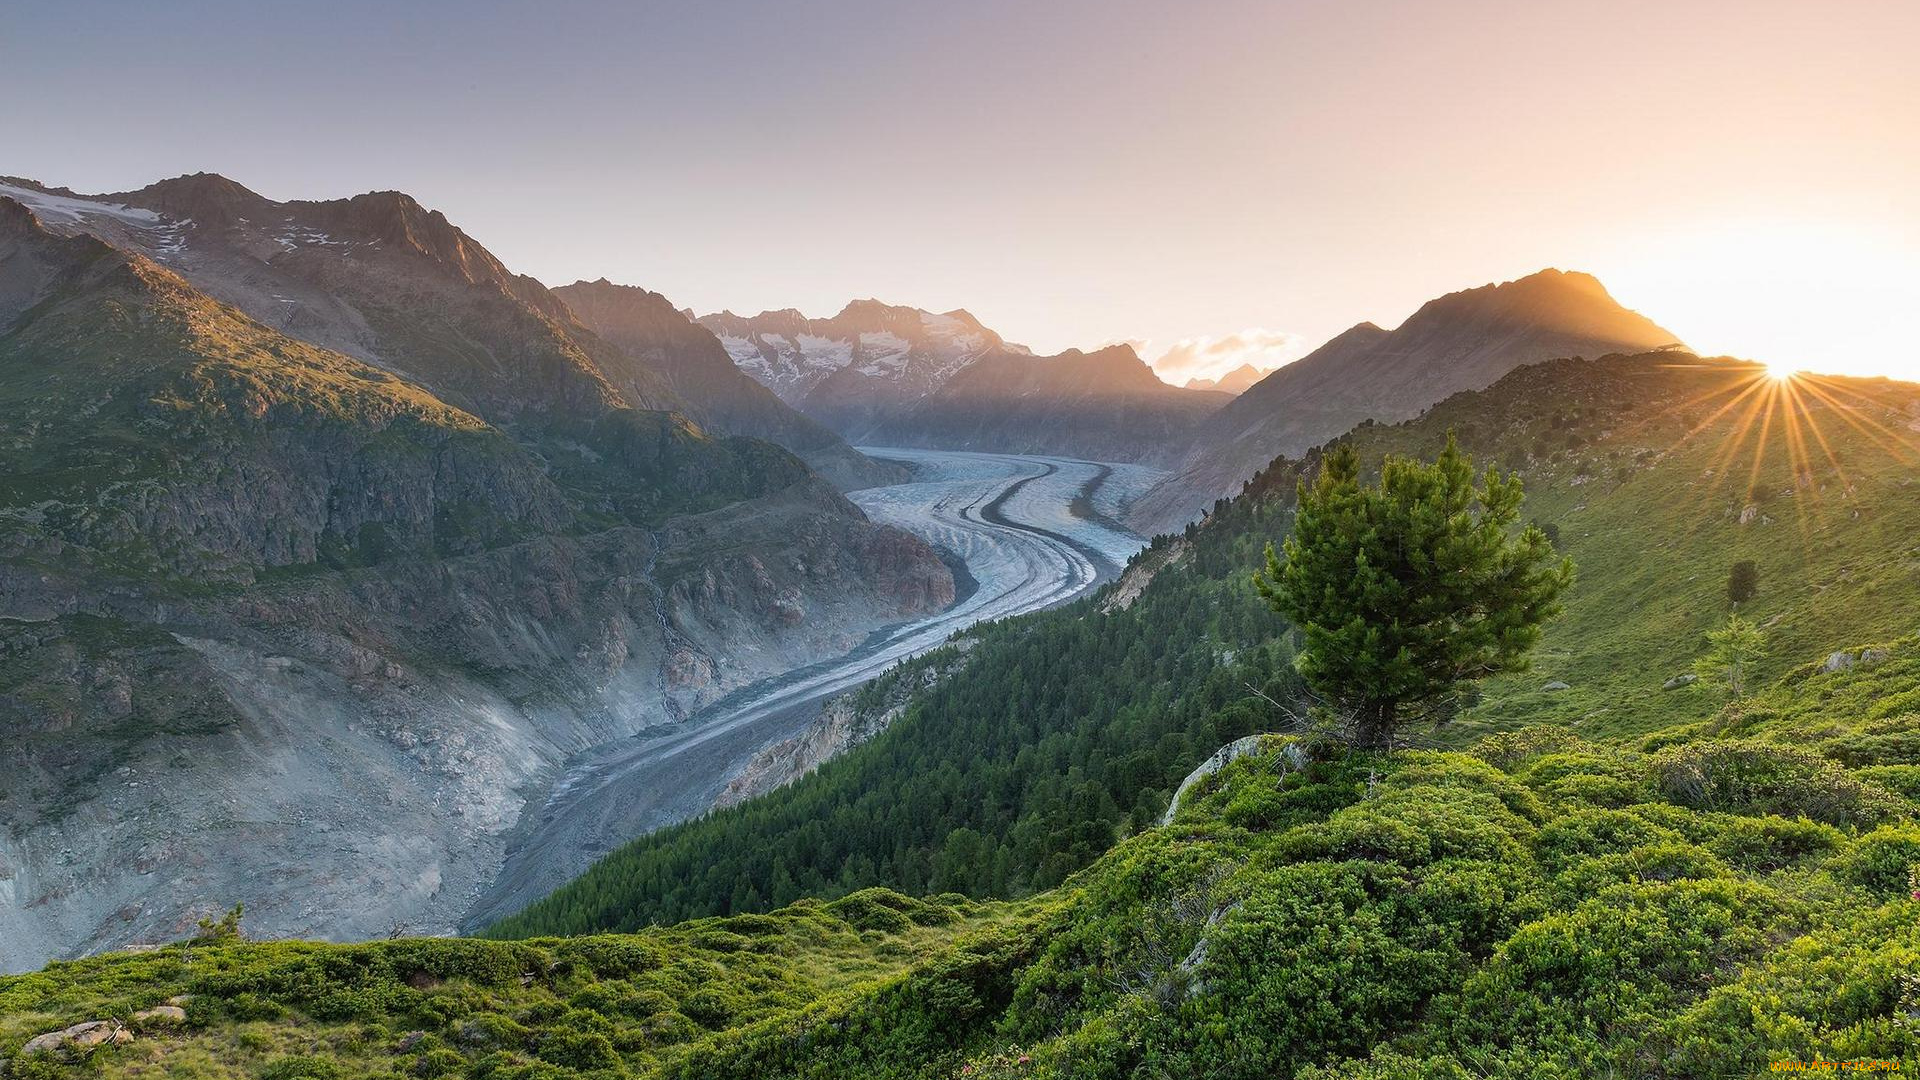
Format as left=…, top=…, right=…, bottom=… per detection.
left=1127, top=268, right=1682, bottom=533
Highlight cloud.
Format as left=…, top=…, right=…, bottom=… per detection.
left=1145, top=328, right=1311, bottom=384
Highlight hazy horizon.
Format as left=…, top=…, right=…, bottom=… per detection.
left=7, top=0, right=1916, bottom=381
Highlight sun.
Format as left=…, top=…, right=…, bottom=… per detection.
left=1598, top=219, right=1920, bottom=381
left=1765, top=360, right=1800, bottom=381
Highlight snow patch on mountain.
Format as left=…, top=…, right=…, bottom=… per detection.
left=0, top=182, right=163, bottom=229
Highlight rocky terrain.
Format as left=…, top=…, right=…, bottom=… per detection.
left=713, top=639, right=977, bottom=810
left=1127, top=269, right=1684, bottom=533
left=0, top=181, right=953, bottom=973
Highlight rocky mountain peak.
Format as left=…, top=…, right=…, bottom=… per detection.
left=1403, top=268, right=1678, bottom=347
left=116, top=172, right=273, bottom=227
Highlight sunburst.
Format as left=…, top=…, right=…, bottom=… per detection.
left=1631, top=363, right=1920, bottom=550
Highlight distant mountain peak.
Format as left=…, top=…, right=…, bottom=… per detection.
left=117, top=172, right=271, bottom=224
left=1402, top=268, right=1680, bottom=348
left=1184, top=362, right=1270, bottom=394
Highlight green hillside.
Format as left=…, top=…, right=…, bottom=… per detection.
left=5, top=638, right=1919, bottom=1077
left=489, top=352, right=1920, bottom=935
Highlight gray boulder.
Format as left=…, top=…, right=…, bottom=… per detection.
left=21, top=1021, right=134, bottom=1061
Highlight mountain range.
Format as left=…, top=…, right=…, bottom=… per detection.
left=0, top=176, right=952, bottom=970
left=698, top=303, right=1228, bottom=462
left=1183, top=362, right=1269, bottom=393
left=1126, top=268, right=1685, bottom=533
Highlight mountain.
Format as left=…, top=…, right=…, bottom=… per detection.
left=0, top=175, right=897, bottom=489
left=553, top=279, right=902, bottom=489
left=0, top=187, right=954, bottom=972
left=701, top=302, right=1230, bottom=461
left=862, top=343, right=1232, bottom=461
left=15, top=354, right=1919, bottom=1079
left=1128, top=269, right=1683, bottom=533
left=1183, top=361, right=1268, bottom=394
left=698, top=301, right=1012, bottom=440
left=493, top=350, right=1920, bottom=934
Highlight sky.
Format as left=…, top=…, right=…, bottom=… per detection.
left=5, top=0, right=1917, bottom=382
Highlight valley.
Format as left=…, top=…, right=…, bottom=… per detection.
left=461, top=449, right=1156, bottom=929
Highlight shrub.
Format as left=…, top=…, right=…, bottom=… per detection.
left=534, top=1030, right=620, bottom=1070
left=1830, top=823, right=1920, bottom=895
left=1475, top=725, right=1588, bottom=773
left=1706, top=816, right=1843, bottom=871
left=409, top=1049, right=466, bottom=1078
left=1534, top=809, right=1682, bottom=872
left=1727, top=560, right=1760, bottom=604
left=1649, top=739, right=1910, bottom=827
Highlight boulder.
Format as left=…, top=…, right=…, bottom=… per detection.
left=21, top=1020, right=134, bottom=1060
left=1824, top=651, right=1857, bottom=673
left=1662, top=673, right=1698, bottom=691
left=132, top=1005, right=187, bottom=1026
left=1543, top=680, right=1571, bottom=692
left=1861, top=648, right=1891, bottom=665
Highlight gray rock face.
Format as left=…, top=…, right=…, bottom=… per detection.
left=1824, top=651, right=1857, bottom=673
left=131, top=1005, right=186, bottom=1026
left=1663, top=673, right=1698, bottom=691
left=20, top=1020, right=134, bottom=1060
left=1543, top=680, right=1572, bottom=691
left=1160, top=735, right=1304, bottom=826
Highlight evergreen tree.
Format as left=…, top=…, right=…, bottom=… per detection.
left=1254, top=434, right=1573, bottom=749
left=1727, top=559, right=1760, bottom=605
left=1694, top=613, right=1766, bottom=699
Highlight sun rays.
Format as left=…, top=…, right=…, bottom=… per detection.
left=1619, top=360, right=1920, bottom=550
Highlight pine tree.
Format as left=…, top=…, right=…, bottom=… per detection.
left=1694, top=614, right=1766, bottom=698
left=1254, top=434, right=1574, bottom=749
left=1727, top=560, right=1760, bottom=605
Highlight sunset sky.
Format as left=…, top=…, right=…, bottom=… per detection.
left=6, top=0, right=1916, bottom=381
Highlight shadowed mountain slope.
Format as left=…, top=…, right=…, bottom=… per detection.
left=1129, top=269, right=1683, bottom=533
left=554, top=279, right=901, bottom=489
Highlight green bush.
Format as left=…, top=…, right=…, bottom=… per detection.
left=1649, top=739, right=1911, bottom=827
left=1705, top=815, right=1843, bottom=871
left=409, top=1048, right=466, bottom=1078
left=1830, top=823, right=1920, bottom=895
left=534, top=1030, right=620, bottom=1070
